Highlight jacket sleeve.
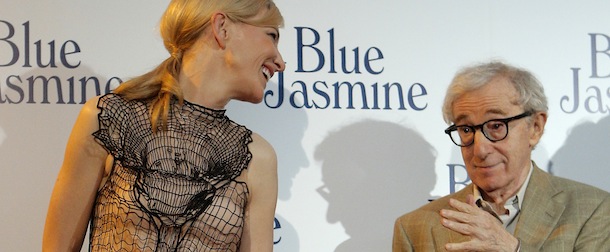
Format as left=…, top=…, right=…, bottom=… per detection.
left=393, top=217, right=414, bottom=252
left=575, top=193, right=610, bottom=251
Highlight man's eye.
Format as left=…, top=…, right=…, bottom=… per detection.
left=459, top=127, right=471, bottom=133
left=488, top=122, right=505, bottom=130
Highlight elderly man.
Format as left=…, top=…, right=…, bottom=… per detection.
left=393, top=61, right=610, bottom=251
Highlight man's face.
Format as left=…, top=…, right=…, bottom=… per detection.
left=451, top=77, right=542, bottom=195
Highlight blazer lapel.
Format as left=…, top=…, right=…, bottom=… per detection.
left=514, top=165, right=566, bottom=249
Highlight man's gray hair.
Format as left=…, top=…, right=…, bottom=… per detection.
left=442, top=61, right=548, bottom=124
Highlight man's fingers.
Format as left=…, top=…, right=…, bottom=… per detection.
left=441, top=216, right=475, bottom=236
left=448, top=198, right=477, bottom=214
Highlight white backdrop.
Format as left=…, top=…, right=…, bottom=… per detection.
left=1, top=1, right=609, bottom=251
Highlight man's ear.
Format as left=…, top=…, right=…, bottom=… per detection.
left=210, top=12, right=228, bottom=49
left=529, top=111, right=547, bottom=148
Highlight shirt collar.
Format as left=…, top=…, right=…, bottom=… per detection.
left=473, top=161, right=533, bottom=210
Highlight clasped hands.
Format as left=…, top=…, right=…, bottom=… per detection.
left=439, top=195, right=519, bottom=252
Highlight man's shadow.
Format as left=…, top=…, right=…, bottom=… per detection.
left=549, top=115, right=610, bottom=192
left=226, top=84, right=308, bottom=251
left=314, top=119, right=437, bottom=252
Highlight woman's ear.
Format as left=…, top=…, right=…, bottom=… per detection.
left=210, top=12, right=228, bottom=49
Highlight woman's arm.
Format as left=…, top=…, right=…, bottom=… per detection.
left=43, top=97, right=109, bottom=251
left=239, top=133, right=278, bottom=252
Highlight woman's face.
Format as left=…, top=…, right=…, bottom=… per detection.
left=223, top=15, right=285, bottom=103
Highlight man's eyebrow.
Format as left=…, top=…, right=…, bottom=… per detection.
left=453, top=114, right=468, bottom=124
left=452, top=109, right=508, bottom=124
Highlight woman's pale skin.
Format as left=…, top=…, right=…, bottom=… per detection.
left=43, top=10, right=285, bottom=252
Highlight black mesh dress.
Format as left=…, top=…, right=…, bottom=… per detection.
left=90, top=93, right=253, bottom=251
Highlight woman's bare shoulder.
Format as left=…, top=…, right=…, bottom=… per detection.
left=248, top=132, right=277, bottom=165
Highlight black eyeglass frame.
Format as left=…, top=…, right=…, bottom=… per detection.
left=444, top=111, right=533, bottom=147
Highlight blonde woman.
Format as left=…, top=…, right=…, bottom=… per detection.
left=43, top=0, right=285, bottom=251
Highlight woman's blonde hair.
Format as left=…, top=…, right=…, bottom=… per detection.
left=114, top=0, right=283, bottom=131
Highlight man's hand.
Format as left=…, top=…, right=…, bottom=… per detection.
left=439, top=195, right=519, bottom=252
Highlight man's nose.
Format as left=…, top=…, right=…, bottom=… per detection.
left=472, top=130, right=493, bottom=157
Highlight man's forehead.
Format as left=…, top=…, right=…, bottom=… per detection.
left=451, top=85, right=522, bottom=123
left=452, top=107, right=513, bottom=124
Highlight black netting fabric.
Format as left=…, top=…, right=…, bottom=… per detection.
left=90, top=93, right=252, bottom=251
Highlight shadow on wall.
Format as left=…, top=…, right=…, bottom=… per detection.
left=549, top=115, right=610, bottom=192
left=0, top=65, right=106, bottom=252
left=315, top=119, right=437, bottom=252
left=0, top=126, right=5, bottom=147
left=225, top=85, right=308, bottom=252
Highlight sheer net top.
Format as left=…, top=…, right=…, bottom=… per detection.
left=90, top=93, right=253, bottom=251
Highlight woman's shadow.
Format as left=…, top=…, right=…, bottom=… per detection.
left=314, top=119, right=437, bottom=252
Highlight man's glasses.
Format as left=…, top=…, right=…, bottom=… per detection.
left=444, top=111, right=532, bottom=147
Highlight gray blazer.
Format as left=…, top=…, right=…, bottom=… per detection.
left=393, top=164, right=610, bottom=251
